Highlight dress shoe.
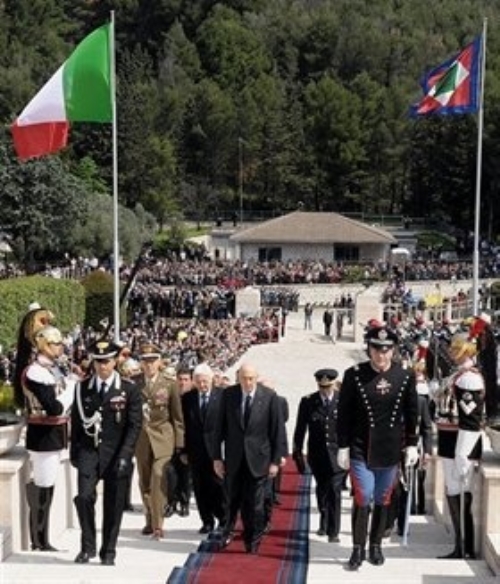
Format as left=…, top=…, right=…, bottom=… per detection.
left=199, top=524, right=214, bottom=535
left=164, top=504, right=177, bottom=518
left=348, top=546, right=365, bottom=570
left=178, top=505, right=190, bottom=517
left=368, top=544, right=385, bottom=566
left=316, top=528, right=326, bottom=536
left=38, top=543, right=58, bottom=552
left=74, top=551, right=96, bottom=564
left=141, top=525, right=154, bottom=535
left=328, top=534, right=340, bottom=543
left=101, top=557, right=115, bottom=566
left=245, top=541, right=260, bottom=554
left=219, top=531, right=235, bottom=548
left=152, top=528, right=164, bottom=540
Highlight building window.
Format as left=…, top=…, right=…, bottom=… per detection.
left=258, top=247, right=282, bottom=262
left=334, top=245, right=359, bottom=261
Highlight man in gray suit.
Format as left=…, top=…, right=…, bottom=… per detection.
left=213, top=362, right=284, bottom=554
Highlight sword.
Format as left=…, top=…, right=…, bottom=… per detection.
left=402, top=464, right=414, bottom=546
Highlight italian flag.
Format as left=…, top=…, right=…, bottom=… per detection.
left=11, top=24, right=112, bottom=161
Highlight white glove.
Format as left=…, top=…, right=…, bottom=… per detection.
left=405, top=446, right=419, bottom=467
left=337, top=447, right=350, bottom=470
left=56, top=378, right=76, bottom=412
left=455, top=454, right=470, bottom=478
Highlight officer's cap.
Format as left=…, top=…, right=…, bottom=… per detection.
left=314, top=368, right=338, bottom=386
left=89, top=339, right=119, bottom=361
left=366, top=326, right=398, bottom=351
left=139, top=342, right=162, bottom=361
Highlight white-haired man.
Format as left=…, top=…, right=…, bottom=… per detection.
left=182, top=363, right=227, bottom=535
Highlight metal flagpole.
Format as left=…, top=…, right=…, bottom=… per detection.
left=472, top=18, right=487, bottom=315
left=110, top=10, right=120, bottom=342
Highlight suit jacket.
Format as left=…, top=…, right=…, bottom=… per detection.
left=136, top=371, right=184, bottom=461
left=214, top=383, right=284, bottom=479
left=70, top=373, right=142, bottom=476
left=182, top=386, right=223, bottom=465
left=293, top=390, right=343, bottom=479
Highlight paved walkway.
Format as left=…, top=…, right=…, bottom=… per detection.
left=0, top=312, right=497, bottom=583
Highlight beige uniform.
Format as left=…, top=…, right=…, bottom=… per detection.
left=135, top=371, right=185, bottom=531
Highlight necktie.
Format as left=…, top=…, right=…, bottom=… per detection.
left=200, top=393, right=208, bottom=421
left=99, top=381, right=107, bottom=402
left=243, top=394, right=252, bottom=428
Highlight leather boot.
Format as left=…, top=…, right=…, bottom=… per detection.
left=26, top=482, right=42, bottom=550
left=464, top=492, right=475, bottom=559
left=437, top=495, right=462, bottom=559
left=348, top=505, right=369, bottom=570
left=369, top=505, right=388, bottom=565
left=38, top=486, right=58, bottom=551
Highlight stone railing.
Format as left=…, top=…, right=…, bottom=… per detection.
left=0, top=447, right=76, bottom=561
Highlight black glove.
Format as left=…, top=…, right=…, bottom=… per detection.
left=292, top=451, right=306, bottom=475
left=116, top=457, right=130, bottom=478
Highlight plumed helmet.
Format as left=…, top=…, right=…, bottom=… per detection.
left=34, top=325, right=63, bottom=352
left=449, top=333, right=477, bottom=362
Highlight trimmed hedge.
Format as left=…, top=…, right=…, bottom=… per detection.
left=0, top=276, right=85, bottom=350
left=81, top=270, right=125, bottom=331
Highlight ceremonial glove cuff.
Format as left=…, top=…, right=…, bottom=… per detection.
left=405, top=446, right=419, bottom=467
left=337, top=447, right=350, bottom=470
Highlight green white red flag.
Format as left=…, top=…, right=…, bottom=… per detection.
left=11, top=24, right=112, bottom=160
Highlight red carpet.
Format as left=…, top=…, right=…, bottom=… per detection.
left=167, top=460, right=310, bottom=584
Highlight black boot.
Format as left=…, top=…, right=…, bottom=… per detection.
left=39, top=486, right=58, bottom=551
left=464, top=492, right=476, bottom=559
left=28, top=484, right=57, bottom=551
left=369, top=505, right=388, bottom=565
left=348, top=505, right=369, bottom=570
left=26, top=482, right=42, bottom=550
left=437, top=495, right=462, bottom=559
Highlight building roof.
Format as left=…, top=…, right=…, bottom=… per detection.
left=230, top=211, right=397, bottom=244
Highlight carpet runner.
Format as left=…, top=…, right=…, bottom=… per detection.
left=167, top=461, right=310, bottom=584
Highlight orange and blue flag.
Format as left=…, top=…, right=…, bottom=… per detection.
left=410, top=35, right=482, bottom=116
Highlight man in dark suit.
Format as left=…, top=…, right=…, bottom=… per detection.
left=213, top=362, right=284, bottom=554
left=293, top=368, right=346, bottom=542
left=70, top=340, right=142, bottom=566
left=182, top=363, right=226, bottom=535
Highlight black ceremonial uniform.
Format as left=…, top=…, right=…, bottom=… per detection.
left=70, top=372, right=142, bottom=563
left=337, top=362, right=418, bottom=467
left=293, top=390, right=346, bottom=539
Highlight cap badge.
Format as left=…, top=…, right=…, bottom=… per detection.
left=378, top=329, right=388, bottom=341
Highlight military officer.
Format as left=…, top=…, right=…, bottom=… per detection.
left=21, top=323, right=77, bottom=551
left=337, top=325, right=418, bottom=570
left=70, top=340, right=142, bottom=566
left=434, top=332, right=485, bottom=559
left=293, top=369, right=346, bottom=542
left=135, top=342, right=185, bottom=539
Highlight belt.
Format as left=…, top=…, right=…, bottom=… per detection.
left=28, top=415, right=69, bottom=426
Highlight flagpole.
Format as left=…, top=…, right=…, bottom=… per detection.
left=472, top=18, right=487, bottom=315
left=110, top=10, right=120, bottom=342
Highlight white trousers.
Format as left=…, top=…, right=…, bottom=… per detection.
left=442, top=458, right=475, bottom=496
left=28, top=450, right=62, bottom=487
